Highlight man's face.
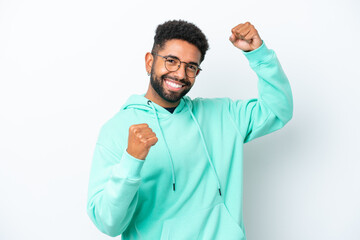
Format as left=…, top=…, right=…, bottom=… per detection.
left=149, top=39, right=202, bottom=103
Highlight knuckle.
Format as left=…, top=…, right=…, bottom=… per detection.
left=143, top=140, right=151, bottom=147
left=130, top=125, right=140, bottom=134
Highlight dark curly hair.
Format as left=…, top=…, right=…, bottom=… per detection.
left=151, top=20, right=209, bottom=63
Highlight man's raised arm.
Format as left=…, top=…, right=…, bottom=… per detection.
left=228, top=22, right=293, bottom=142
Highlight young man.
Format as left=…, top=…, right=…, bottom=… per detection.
left=87, top=20, right=293, bottom=239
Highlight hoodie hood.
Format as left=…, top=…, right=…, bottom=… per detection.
left=121, top=94, right=192, bottom=117
left=120, top=93, right=222, bottom=195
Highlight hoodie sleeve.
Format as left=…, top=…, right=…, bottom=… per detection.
left=228, top=41, right=293, bottom=143
left=86, top=129, right=144, bottom=237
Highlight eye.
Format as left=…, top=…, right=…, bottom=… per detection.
left=187, top=64, right=198, bottom=71
left=166, top=57, right=178, bottom=65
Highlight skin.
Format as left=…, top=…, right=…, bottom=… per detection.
left=229, top=22, right=262, bottom=52
left=127, top=22, right=263, bottom=160
left=144, top=39, right=202, bottom=108
left=126, top=123, right=158, bottom=160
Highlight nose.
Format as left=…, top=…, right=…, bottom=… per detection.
left=173, top=62, right=187, bottom=79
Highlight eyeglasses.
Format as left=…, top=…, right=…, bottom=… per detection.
left=152, top=53, right=202, bottom=78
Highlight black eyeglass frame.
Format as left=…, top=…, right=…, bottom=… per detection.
left=152, top=53, right=202, bottom=78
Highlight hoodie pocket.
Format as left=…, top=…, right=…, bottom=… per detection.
left=160, top=203, right=245, bottom=240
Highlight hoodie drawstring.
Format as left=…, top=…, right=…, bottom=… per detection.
left=147, top=100, right=177, bottom=191
left=184, top=100, right=222, bottom=196
left=147, top=99, right=222, bottom=196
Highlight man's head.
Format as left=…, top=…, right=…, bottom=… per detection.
left=145, top=20, right=209, bottom=107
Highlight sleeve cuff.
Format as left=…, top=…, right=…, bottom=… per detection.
left=114, top=150, right=145, bottom=179
left=242, top=41, right=274, bottom=66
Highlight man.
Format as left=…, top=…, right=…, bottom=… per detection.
left=87, top=20, right=293, bottom=239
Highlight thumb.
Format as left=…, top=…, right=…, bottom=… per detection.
left=229, top=33, right=236, bottom=44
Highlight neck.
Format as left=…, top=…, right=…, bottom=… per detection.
left=144, top=84, right=180, bottom=108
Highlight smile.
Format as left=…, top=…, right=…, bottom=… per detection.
left=164, top=78, right=184, bottom=92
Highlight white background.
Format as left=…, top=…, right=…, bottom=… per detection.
left=1, top=0, right=359, bottom=239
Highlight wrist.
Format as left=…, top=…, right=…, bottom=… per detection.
left=242, top=41, right=274, bottom=66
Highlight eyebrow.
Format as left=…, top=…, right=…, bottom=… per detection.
left=165, top=54, right=200, bottom=67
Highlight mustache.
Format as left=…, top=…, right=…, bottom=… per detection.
left=161, top=74, right=190, bottom=86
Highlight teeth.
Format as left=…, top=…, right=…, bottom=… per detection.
left=166, top=80, right=182, bottom=88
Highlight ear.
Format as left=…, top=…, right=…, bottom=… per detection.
left=145, top=52, right=154, bottom=74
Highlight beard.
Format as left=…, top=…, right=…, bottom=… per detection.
left=150, top=70, right=192, bottom=103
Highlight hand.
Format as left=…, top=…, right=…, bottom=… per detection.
left=229, top=22, right=262, bottom=52
left=126, top=123, right=158, bottom=160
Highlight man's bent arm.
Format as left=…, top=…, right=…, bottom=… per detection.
left=87, top=141, right=143, bottom=237
left=229, top=41, right=293, bottom=142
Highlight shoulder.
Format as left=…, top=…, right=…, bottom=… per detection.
left=96, top=109, right=136, bottom=148
left=190, top=97, right=235, bottom=112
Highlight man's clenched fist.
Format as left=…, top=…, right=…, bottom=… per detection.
left=229, top=22, right=262, bottom=52
left=126, top=123, right=158, bottom=160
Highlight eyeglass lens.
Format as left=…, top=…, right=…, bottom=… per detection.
left=164, top=57, right=199, bottom=78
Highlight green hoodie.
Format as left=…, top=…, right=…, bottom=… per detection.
left=87, top=42, right=293, bottom=240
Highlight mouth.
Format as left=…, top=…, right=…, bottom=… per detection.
left=163, top=78, right=186, bottom=92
